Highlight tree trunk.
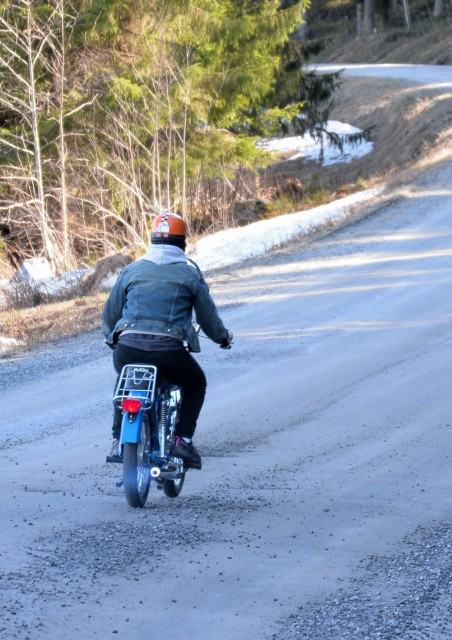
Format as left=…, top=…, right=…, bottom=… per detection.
left=402, top=0, right=411, bottom=30
left=434, top=0, right=444, bottom=17
left=57, top=2, right=70, bottom=269
left=362, top=0, right=375, bottom=35
left=25, top=2, right=56, bottom=267
left=357, top=4, right=364, bottom=37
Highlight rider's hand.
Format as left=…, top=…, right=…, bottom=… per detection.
left=220, top=330, right=233, bottom=349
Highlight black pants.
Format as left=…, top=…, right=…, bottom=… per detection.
left=112, top=343, right=207, bottom=440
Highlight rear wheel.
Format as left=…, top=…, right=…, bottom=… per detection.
left=123, top=418, right=151, bottom=508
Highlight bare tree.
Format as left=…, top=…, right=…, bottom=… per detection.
left=45, top=1, right=97, bottom=268
left=0, top=0, right=97, bottom=269
left=0, top=0, right=58, bottom=266
left=81, top=49, right=194, bottom=245
left=52, top=0, right=72, bottom=269
left=433, top=0, right=444, bottom=17
left=362, top=0, right=375, bottom=34
left=401, top=0, right=412, bottom=29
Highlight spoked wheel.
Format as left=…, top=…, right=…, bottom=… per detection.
left=162, top=389, right=186, bottom=498
left=162, top=458, right=186, bottom=498
left=123, top=418, right=151, bottom=508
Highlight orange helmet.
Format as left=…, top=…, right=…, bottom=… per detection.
left=151, top=213, right=186, bottom=249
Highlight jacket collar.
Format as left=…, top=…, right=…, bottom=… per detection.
left=141, top=244, right=187, bottom=265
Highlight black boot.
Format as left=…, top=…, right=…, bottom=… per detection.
left=170, top=437, right=202, bottom=470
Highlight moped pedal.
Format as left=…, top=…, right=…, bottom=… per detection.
left=115, top=478, right=124, bottom=488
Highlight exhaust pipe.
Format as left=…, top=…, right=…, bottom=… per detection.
left=150, top=466, right=181, bottom=480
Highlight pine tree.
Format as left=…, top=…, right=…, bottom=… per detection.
left=2, top=0, right=351, bottom=261
left=74, top=0, right=313, bottom=230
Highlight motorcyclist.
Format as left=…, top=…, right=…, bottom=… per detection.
left=102, top=212, right=233, bottom=469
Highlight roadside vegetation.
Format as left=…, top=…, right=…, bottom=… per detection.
left=1, top=0, right=344, bottom=274
left=306, top=0, right=452, bottom=60
left=1, top=292, right=106, bottom=351
left=1, top=0, right=452, bottom=354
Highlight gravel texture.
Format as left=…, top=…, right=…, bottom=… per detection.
left=1, top=161, right=452, bottom=639
left=275, top=521, right=452, bottom=640
left=0, top=329, right=105, bottom=392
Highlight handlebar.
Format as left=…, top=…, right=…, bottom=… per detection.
left=193, top=323, right=233, bottom=349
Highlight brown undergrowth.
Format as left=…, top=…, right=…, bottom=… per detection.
left=2, top=73, right=452, bottom=355
left=0, top=294, right=107, bottom=354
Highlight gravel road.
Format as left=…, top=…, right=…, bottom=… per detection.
left=1, top=161, right=451, bottom=640
left=313, top=63, right=452, bottom=87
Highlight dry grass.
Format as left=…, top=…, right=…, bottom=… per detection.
left=0, top=293, right=107, bottom=353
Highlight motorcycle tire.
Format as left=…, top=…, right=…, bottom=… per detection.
left=123, top=418, right=151, bottom=508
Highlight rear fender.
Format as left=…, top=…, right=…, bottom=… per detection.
left=120, top=410, right=144, bottom=444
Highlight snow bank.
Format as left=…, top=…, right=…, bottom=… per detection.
left=0, top=336, right=22, bottom=357
left=189, top=187, right=382, bottom=271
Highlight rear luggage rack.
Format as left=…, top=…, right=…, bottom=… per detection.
left=113, top=364, right=158, bottom=408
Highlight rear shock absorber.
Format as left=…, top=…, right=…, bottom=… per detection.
left=158, top=395, right=168, bottom=458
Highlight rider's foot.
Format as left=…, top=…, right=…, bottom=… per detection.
left=171, top=437, right=202, bottom=470
left=106, top=439, right=122, bottom=463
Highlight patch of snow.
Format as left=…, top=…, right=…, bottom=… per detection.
left=99, top=269, right=124, bottom=292
left=259, top=121, right=373, bottom=165
left=39, top=269, right=90, bottom=296
left=0, top=336, right=22, bottom=357
left=188, top=188, right=382, bottom=272
left=19, top=257, right=54, bottom=283
left=7, top=264, right=90, bottom=298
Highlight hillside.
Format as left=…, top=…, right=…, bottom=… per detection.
left=266, top=6, right=452, bottom=225
left=307, top=1, right=452, bottom=65
left=320, top=22, right=452, bottom=66
left=1, top=13, right=452, bottom=354
left=264, top=69, right=452, bottom=233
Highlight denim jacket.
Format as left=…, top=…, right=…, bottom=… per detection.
left=101, top=248, right=228, bottom=353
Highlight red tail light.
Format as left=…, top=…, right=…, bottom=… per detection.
left=122, top=398, right=142, bottom=413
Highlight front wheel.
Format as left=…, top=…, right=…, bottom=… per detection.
left=123, top=418, right=151, bottom=508
left=162, top=459, right=186, bottom=498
